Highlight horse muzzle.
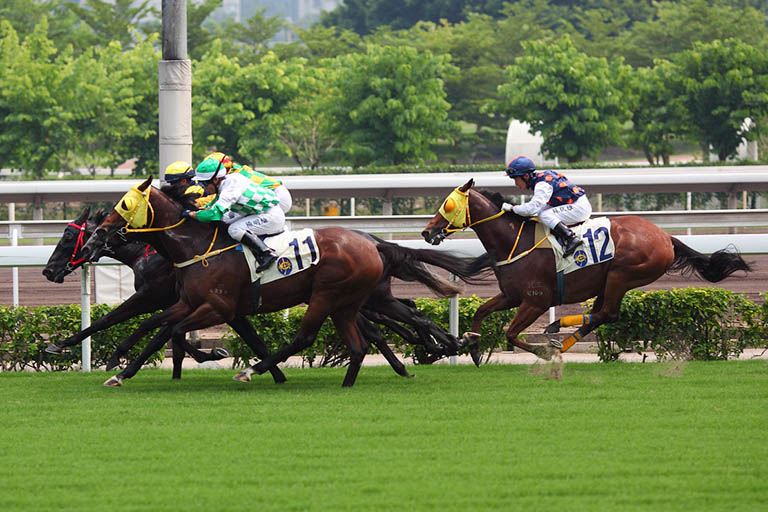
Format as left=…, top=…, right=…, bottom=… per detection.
left=422, top=229, right=447, bottom=246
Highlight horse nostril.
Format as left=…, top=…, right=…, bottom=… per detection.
left=421, top=230, right=430, bottom=240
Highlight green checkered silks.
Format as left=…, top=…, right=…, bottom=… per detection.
left=228, top=182, right=279, bottom=215
left=233, top=165, right=282, bottom=189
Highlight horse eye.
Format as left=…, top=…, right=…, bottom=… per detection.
left=443, top=198, right=455, bottom=213
left=63, top=232, right=73, bottom=242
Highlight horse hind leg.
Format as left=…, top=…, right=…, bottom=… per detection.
left=333, top=303, right=371, bottom=387
left=357, top=314, right=411, bottom=378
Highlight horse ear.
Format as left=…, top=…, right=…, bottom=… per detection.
left=459, top=179, right=474, bottom=192
left=138, top=175, right=153, bottom=191
left=76, top=206, right=90, bottom=223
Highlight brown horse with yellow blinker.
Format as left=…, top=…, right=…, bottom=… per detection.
left=422, top=179, right=752, bottom=360
left=80, top=177, right=389, bottom=387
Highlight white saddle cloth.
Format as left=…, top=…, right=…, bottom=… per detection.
left=241, top=228, right=320, bottom=283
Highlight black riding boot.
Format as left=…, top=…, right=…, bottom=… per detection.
left=240, top=232, right=278, bottom=272
left=551, top=222, right=584, bottom=258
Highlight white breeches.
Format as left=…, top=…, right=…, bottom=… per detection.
left=538, top=195, right=593, bottom=229
left=274, top=185, right=293, bottom=213
left=222, top=205, right=285, bottom=239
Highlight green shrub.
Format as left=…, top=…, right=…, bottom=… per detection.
left=592, top=288, right=763, bottom=362
left=0, top=305, right=161, bottom=371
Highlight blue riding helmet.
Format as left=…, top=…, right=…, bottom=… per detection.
left=505, top=156, right=536, bottom=178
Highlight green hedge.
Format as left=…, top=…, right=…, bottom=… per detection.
left=2, top=288, right=765, bottom=370
left=0, top=305, right=160, bottom=371
left=592, top=288, right=767, bottom=362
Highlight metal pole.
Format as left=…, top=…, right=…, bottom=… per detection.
left=11, top=227, right=18, bottom=306
left=159, top=0, right=192, bottom=180
left=449, top=274, right=458, bottom=365
left=686, top=192, right=692, bottom=236
left=350, top=197, right=356, bottom=217
left=81, top=265, right=91, bottom=372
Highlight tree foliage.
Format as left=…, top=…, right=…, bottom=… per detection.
left=672, top=38, right=768, bottom=161
left=325, top=44, right=458, bottom=166
left=492, top=35, right=632, bottom=162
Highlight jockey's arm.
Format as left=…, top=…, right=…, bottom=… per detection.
left=513, top=181, right=553, bottom=217
left=193, top=203, right=227, bottom=222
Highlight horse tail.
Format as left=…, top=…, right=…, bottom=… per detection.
left=373, top=239, right=491, bottom=298
left=668, top=237, right=752, bottom=282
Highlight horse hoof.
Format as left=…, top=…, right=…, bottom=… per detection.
left=533, top=346, right=555, bottom=361
left=212, top=347, right=230, bottom=359
left=549, top=338, right=564, bottom=350
left=462, top=331, right=481, bottom=342
left=45, top=343, right=64, bottom=355
left=544, top=320, right=561, bottom=334
left=233, top=371, right=251, bottom=383
left=104, top=376, right=123, bottom=387
left=469, top=346, right=483, bottom=367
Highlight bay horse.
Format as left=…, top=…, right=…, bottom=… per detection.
left=421, top=179, right=752, bottom=360
left=79, top=177, right=478, bottom=387
left=44, top=211, right=482, bottom=381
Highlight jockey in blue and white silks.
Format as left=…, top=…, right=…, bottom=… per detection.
left=501, top=156, right=592, bottom=257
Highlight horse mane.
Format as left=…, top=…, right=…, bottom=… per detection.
left=478, top=190, right=505, bottom=209
left=89, top=209, right=108, bottom=225
left=159, top=183, right=198, bottom=210
left=477, top=189, right=524, bottom=222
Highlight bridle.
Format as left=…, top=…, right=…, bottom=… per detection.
left=65, top=221, right=88, bottom=270
left=433, top=186, right=505, bottom=242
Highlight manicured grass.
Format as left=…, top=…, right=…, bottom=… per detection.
left=1, top=362, right=766, bottom=511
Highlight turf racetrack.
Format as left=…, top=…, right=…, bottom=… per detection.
left=1, top=362, right=766, bottom=511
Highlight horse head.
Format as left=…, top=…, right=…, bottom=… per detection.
left=81, top=176, right=156, bottom=262
left=42, top=206, right=113, bottom=282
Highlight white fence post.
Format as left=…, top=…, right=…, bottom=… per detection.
left=11, top=227, right=19, bottom=306
left=449, top=274, right=458, bottom=365
left=81, top=265, right=91, bottom=372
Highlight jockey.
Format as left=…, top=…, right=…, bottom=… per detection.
left=184, top=158, right=284, bottom=272
left=163, top=161, right=215, bottom=208
left=501, top=156, right=592, bottom=258
left=201, top=152, right=293, bottom=213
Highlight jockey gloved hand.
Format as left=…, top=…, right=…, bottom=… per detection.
left=181, top=210, right=192, bottom=218
left=501, top=202, right=514, bottom=213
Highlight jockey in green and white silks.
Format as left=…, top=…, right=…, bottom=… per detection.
left=185, top=158, right=283, bottom=272
left=201, top=152, right=293, bottom=214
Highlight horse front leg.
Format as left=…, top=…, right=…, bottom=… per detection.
left=104, top=302, right=192, bottom=386
left=504, top=302, right=557, bottom=360
left=332, top=302, right=370, bottom=387
left=462, top=292, right=516, bottom=366
left=45, top=291, right=160, bottom=354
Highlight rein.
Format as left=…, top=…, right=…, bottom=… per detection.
left=496, top=220, right=552, bottom=266
left=174, top=225, right=241, bottom=268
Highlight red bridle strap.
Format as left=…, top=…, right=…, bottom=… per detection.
left=68, top=221, right=87, bottom=266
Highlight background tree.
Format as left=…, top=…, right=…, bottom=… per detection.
left=192, top=45, right=306, bottom=163
left=625, top=62, right=688, bottom=165
left=0, top=20, right=142, bottom=177
left=491, top=35, right=632, bottom=162
left=187, top=0, right=223, bottom=61
left=65, top=0, right=158, bottom=49
left=325, top=44, right=458, bottom=166
left=210, top=8, right=286, bottom=65
left=673, top=38, right=768, bottom=161
left=618, top=0, right=768, bottom=68
left=275, top=66, right=340, bottom=170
